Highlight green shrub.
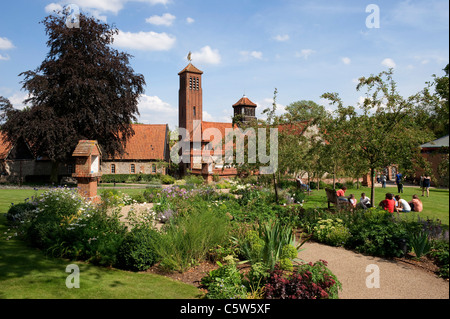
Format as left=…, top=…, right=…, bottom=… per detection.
left=429, top=240, right=449, bottom=279
left=313, top=218, right=351, bottom=247
left=200, top=257, right=247, bottom=299
left=15, top=187, right=127, bottom=267
left=160, top=175, right=175, bottom=185
left=6, top=202, right=36, bottom=225
left=116, top=226, right=161, bottom=271
left=184, top=175, right=204, bottom=186
left=345, top=209, right=408, bottom=257
left=238, top=230, right=264, bottom=264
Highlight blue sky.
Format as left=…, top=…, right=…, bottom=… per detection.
left=0, top=0, right=448, bottom=130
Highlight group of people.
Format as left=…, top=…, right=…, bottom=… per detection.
left=379, top=193, right=423, bottom=214
left=336, top=186, right=423, bottom=214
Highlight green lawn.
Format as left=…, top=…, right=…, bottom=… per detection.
left=302, top=185, right=449, bottom=225
left=0, top=188, right=200, bottom=299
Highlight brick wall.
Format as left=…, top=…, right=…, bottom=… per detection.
left=101, top=161, right=166, bottom=175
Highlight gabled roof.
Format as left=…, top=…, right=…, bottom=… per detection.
left=420, top=135, right=449, bottom=149
left=233, top=96, right=257, bottom=107
left=178, top=63, right=203, bottom=75
left=109, top=124, right=169, bottom=161
left=72, top=140, right=101, bottom=157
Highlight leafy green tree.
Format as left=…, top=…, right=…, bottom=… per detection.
left=0, top=12, right=145, bottom=183
left=322, top=69, right=432, bottom=203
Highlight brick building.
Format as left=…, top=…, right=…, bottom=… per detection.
left=1, top=123, right=170, bottom=183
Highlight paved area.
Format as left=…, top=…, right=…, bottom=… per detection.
left=299, top=241, right=449, bottom=299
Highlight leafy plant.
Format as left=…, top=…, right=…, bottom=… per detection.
left=264, top=260, right=342, bottom=299
left=313, top=218, right=351, bottom=247
left=409, top=231, right=432, bottom=259
left=116, top=226, right=161, bottom=271
left=200, top=257, right=247, bottom=299
left=235, top=219, right=308, bottom=271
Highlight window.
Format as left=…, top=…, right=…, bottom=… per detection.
left=196, top=77, right=199, bottom=90
left=152, top=164, right=156, bottom=173
left=193, top=106, right=196, bottom=117
left=189, top=77, right=192, bottom=90
left=130, top=164, right=135, bottom=174
left=111, top=164, right=116, bottom=174
left=67, top=164, right=73, bottom=174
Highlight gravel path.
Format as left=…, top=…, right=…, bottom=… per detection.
left=298, top=241, right=449, bottom=299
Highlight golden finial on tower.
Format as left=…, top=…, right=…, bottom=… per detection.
left=187, top=51, right=192, bottom=62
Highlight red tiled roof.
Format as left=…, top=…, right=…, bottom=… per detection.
left=0, top=131, right=12, bottom=160
left=107, top=124, right=168, bottom=161
left=233, top=96, right=257, bottom=107
left=178, top=63, right=203, bottom=75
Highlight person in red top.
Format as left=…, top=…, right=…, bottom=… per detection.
left=336, top=186, right=349, bottom=202
left=379, top=193, right=395, bottom=213
left=336, top=186, right=347, bottom=198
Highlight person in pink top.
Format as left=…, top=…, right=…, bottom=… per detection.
left=408, top=194, right=423, bottom=212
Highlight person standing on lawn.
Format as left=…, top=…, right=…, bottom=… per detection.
left=396, top=172, right=404, bottom=193
left=381, top=174, right=387, bottom=188
left=422, top=174, right=431, bottom=197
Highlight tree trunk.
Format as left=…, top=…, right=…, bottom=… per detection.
left=370, top=167, right=375, bottom=206
left=273, top=173, right=278, bottom=204
left=332, top=165, right=336, bottom=189
left=50, top=161, right=59, bottom=185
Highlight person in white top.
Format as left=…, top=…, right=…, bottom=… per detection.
left=395, top=195, right=411, bottom=213
left=358, top=193, right=371, bottom=209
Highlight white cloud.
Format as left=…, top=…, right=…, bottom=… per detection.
left=191, top=46, right=221, bottom=65
left=114, top=30, right=176, bottom=51
left=240, top=51, right=263, bottom=60
left=137, top=94, right=177, bottom=127
left=256, top=98, right=286, bottom=119
left=186, top=17, right=195, bottom=24
left=0, top=54, right=10, bottom=61
left=381, top=58, right=396, bottom=68
left=146, top=13, right=176, bottom=26
left=342, top=57, right=351, bottom=65
left=46, top=0, right=170, bottom=16
left=45, top=2, right=64, bottom=13
left=273, top=34, right=289, bottom=42
left=8, top=92, right=30, bottom=110
left=0, top=37, right=14, bottom=50
left=295, top=49, right=315, bottom=59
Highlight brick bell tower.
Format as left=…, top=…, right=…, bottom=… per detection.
left=178, top=53, right=203, bottom=173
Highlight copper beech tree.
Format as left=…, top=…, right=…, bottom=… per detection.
left=0, top=12, right=145, bottom=182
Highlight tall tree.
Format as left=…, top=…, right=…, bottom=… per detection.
left=0, top=12, right=145, bottom=182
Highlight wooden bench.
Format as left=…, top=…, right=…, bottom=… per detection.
left=325, top=188, right=352, bottom=210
